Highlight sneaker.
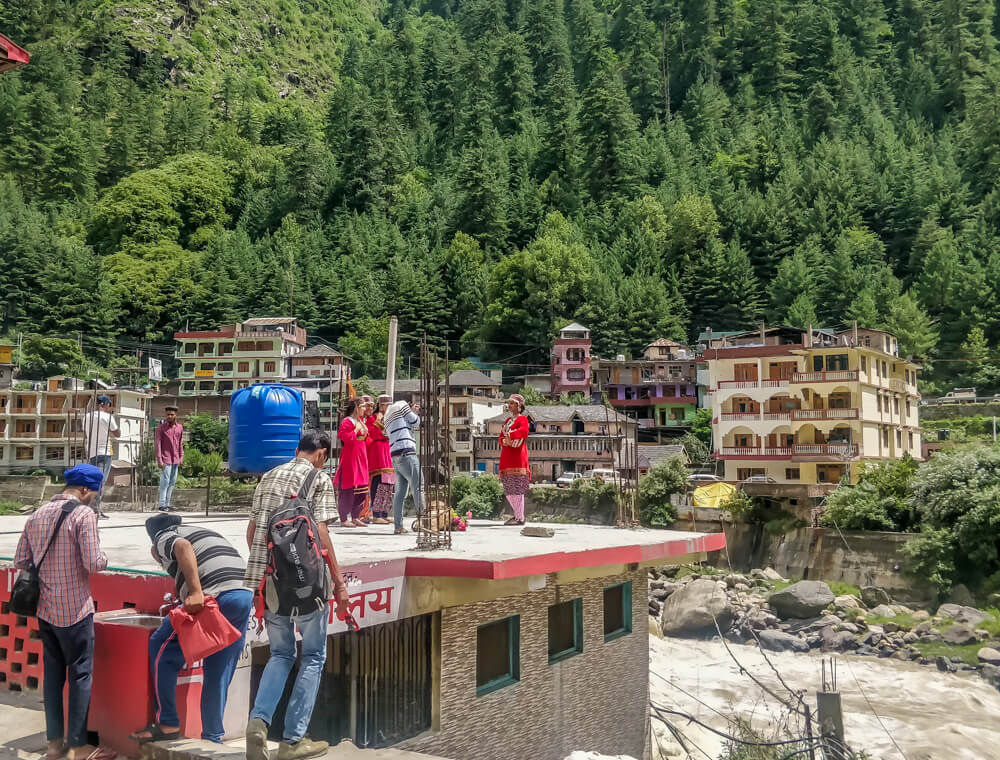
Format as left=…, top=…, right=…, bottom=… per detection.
left=245, top=717, right=269, bottom=760
left=276, top=738, right=328, bottom=760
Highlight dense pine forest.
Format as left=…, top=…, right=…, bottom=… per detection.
left=1, top=0, right=999, bottom=389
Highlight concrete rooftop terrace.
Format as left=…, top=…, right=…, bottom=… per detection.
left=0, top=512, right=725, bottom=579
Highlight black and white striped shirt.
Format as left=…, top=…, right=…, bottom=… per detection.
left=154, top=525, right=246, bottom=599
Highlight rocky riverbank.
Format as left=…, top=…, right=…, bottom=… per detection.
left=648, top=566, right=1000, bottom=690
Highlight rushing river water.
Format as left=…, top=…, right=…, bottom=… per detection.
left=649, top=635, right=1000, bottom=760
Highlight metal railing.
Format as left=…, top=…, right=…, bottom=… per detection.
left=791, top=370, right=858, bottom=383
left=793, top=443, right=860, bottom=456
left=791, top=408, right=859, bottom=420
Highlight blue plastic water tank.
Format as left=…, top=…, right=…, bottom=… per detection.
left=228, top=384, right=303, bottom=474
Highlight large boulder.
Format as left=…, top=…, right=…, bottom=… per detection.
left=978, top=647, right=1000, bottom=666
left=861, top=586, right=892, bottom=608
left=942, top=623, right=978, bottom=646
left=768, top=581, right=835, bottom=620
left=834, top=595, right=865, bottom=612
left=937, top=604, right=987, bottom=626
left=870, top=604, right=896, bottom=618
left=758, top=630, right=810, bottom=653
left=661, top=578, right=734, bottom=636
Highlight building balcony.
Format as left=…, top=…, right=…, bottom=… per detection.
left=793, top=443, right=861, bottom=458
left=40, top=431, right=66, bottom=439
left=718, top=446, right=793, bottom=457
left=452, top=440, right=473, bottom=452
left=791, top=370, right=858, bottom=383
left=720, top=412, right=761, bottom=422
left=791, top=408, right=859, bottom=421
left=610, top=395, right=697, bottom=407
left=12, top=430, right=38, bottom=439
left=763, top=411, right=792, bottom=421
left=716, top=379, right=789, bottom=390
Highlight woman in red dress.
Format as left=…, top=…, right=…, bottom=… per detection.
left=499, top=393, right=530, bottom=526
left=367, top=394, right=395, bottom=525
left=335, top=398, right=369, bottom=527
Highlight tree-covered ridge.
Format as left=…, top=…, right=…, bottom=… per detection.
left=1, top=0, right=999, bottom=390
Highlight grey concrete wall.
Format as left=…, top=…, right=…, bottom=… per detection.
left=0, top=475, right=48, bottom=504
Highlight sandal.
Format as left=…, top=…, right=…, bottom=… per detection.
left=504, top=518, right=525, bottom=526
left=129, top=724, right=180, bottom=744
left=395, top=527, right=409, bottom=534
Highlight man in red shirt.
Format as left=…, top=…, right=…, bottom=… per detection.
left=14, top=464, right=107, bottom=760
left=155, top=407, right=184, bottom=512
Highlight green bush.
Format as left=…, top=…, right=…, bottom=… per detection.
left=719, top=489, right=758, bottom=520
left=182, top=448, right=206, bottom=478
left=570, top=477, right=618, bottom=514
left=899, top=528, right=957, bottom=596
left=639, top=457, right=686, bottom=527
left=821, top=457, right=918, bottom=531
left=185, top=414, right=229, bottom=457
left=458, top=492, right=494, bottom=519
left=452, top=475, right=506, bottom=517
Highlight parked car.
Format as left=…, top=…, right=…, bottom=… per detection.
left=742, top=475, right=777, bottom=484
left=687, top=473, right=722, bottom=485
left=556, top=472, right=583, bottom=488
left=585, top=468, right=618, bottom=483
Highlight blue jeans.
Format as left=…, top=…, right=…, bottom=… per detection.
left=392, top=453, right=423, bottom=531
left=88, top=455, right=112, bottom=511
left=159, top=464, right=180, bottom=509
left=39, top=614, right=94, bottom=749
left=249, top=608, right=327, bottom=744
left=149, top=589, right=253, bottom=742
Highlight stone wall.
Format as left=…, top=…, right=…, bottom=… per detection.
left=0, top=475, right=48, bottom=504
left=712, top=523, right=932, bottom=604
left=399, top=568, right=648, bottom=760
left=920, top=402, right=1000, bottom=420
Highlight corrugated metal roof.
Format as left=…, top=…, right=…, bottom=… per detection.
left=296, top=344, right=344, bottom=358
left=243, top=317, right=298, bottom=326
left=440, top=369, right=501, bottom=387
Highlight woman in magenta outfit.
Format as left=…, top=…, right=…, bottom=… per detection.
left=366, top=394, right=395, bottom=526
left=334, top=398, right=369, bottom=527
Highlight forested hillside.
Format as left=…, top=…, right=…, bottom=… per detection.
left=2, top=0, right=999, bottom=389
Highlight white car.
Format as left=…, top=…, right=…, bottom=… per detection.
left=556, top=472, right=583, bottom=488
left=585, top=468, right=618, bottom=483
left=687, top=474, right=722, bottom=484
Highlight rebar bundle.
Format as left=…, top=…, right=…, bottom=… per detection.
left=415, top=336, right=452, bottom=550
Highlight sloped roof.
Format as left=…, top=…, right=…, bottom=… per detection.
left=243, top=317, right=298, bottom=326
left=637, top=444, right=690, bottom=469
left=486, top=404, right=633, bottom=425
left=440, top=369, right=501, bottom=387
left=296, top=344, right=344, bottom=358
left=560, top=322, right=589, bottom=333
left=369, top=379, right=423, bottom=393
left=645, top=338, right=685, bottom=349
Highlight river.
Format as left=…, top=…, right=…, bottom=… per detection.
left=650, top=635, right=1000, bottom=760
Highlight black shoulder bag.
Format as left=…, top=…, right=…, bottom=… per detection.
left=10, top=499, right=82, bottom=617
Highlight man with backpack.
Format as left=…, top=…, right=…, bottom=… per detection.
left=13, top=464, right=107, bottom=760
left=244, top=431, right=350, bottom=760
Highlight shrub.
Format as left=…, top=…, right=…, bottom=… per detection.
left=459, top=492, right=494, bottom=519
left=450, top=475, right=475, bottom=508
left=639, top=457, right=686, bottom=527
left=181, top=448, right=206, bottom=478
left=821, top=456, right=919, bottom=531
left=719, top=489, right=758, bottom=520
left=899, top=527, right=957, bottom=596
left=570, top=477, right=618, bottom=514
left=470, top=475, right=506, bottom=513
left=185, top=413, right=228, bottom=457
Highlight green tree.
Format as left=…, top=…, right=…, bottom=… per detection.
left=639, top=457, right=686, bottom=526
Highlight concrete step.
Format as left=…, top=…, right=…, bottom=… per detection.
left=141, top=738, right=445, bottom=760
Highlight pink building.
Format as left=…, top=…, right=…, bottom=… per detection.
left=551, top=322, right=591, bottom=397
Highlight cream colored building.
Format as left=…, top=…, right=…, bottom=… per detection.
left=705, top=326, right=921, bottom=486
left=0, top=377, right=150, bottom=472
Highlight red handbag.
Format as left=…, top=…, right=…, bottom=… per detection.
left=168, top=596, right=241, bottom=664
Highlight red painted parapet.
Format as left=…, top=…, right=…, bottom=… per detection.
left=0, top=33, right=29, bottom=74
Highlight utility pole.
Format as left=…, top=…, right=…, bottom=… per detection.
left=386, top=316, right=399, bottom=398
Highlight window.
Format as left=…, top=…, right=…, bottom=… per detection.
left=826, top=354, right=849, bottom=371
left=183, top=363, right=194, bottom=373
left=861, top=356, right=867, bottom=373
left=218, top=362, right=233, bottom=372
left=603, top=582, right=632, bottom=640
left=456, top=429, right=471, bottom=442
left=908, top=432, right=914, bottom=448
left=896, top=429, right=902, bottom=447
left=238, top=362, right=250, bottom=373
left=881, top=360, right=887, bottom=376
left=255, top=340, right=273, bottom=352
left=785, top=468, right=800, bottom=480
left=183, top=342, right=196, bottom=354
left=16, top=447, right=33, bottom=461
left=219, top=343, right=234, bottom=355
left=877, top=395, right=882, bottom=412
left=198, top=381, right=214, bottom=391
left=182, top=381, right=195, bottom=391
left=263, top=361, right=276, bottom=373
left=548, top=598, right=583, bottom=663
left=237, top=341, right=255, bottom=352
left=906, top=399, right=911, bottom=415
left=737, top=468, right=765, bottom=480
left=46, top=447, right=64, bottom=460
left=735, top=434, right=753, bottom=447
left=476, top=616, right=520, bottom=695
left=566, top=368, right=586, bottom=381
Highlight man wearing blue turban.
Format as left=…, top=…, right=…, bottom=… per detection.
left=14, top=463, right=108, bottom=760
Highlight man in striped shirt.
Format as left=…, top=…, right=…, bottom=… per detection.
left=129, top=514, right=252, bottom=745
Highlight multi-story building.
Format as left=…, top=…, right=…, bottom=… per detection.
left=705, top=325, right=921, bottom=488
left=440, top=370, right=504, bottom=473
left=475, top=406, right=637, bottom=482
left=284, top=345, right=352, bottom=429
left=173, top=317, right=307, bottom=397
left=551, top=323, right=592, bottom=398
left=597, top=339, right=698, bottom=441
left=0, top=377, right=149, bottom=474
